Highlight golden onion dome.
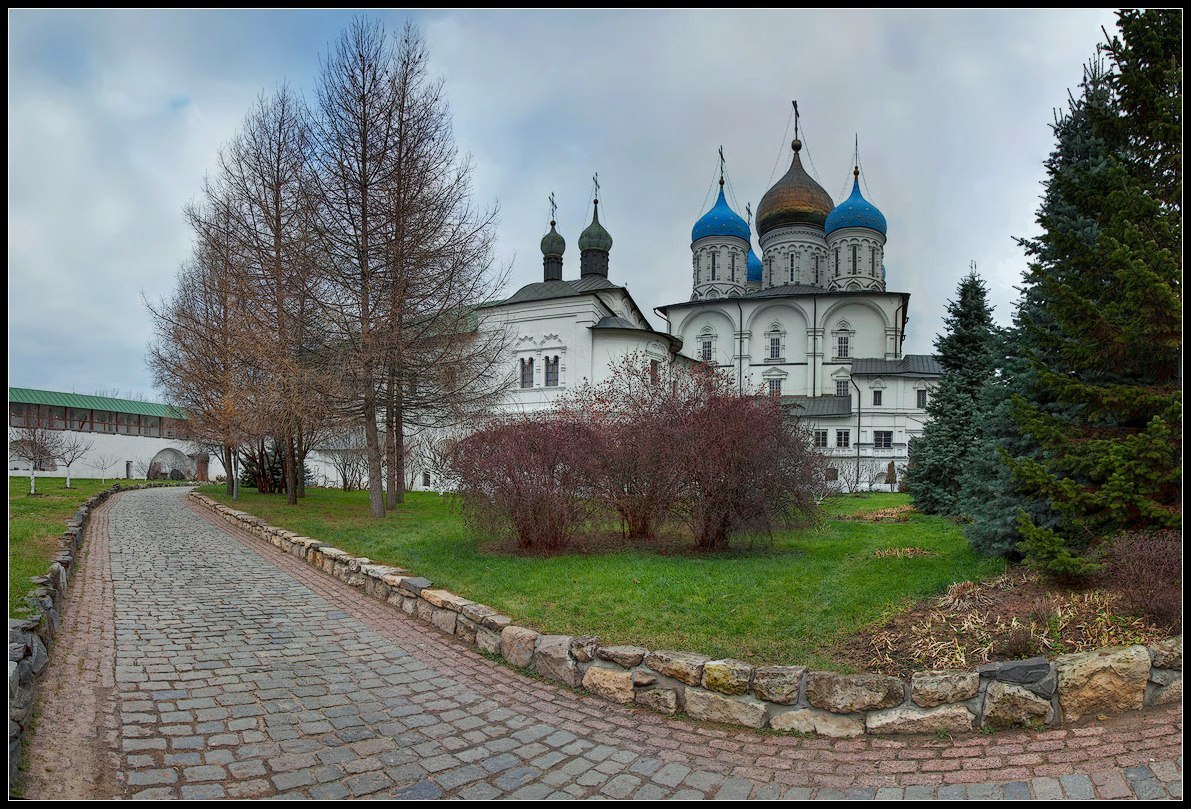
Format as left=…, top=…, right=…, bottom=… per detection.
left=755, top=139, right=835, bottom=235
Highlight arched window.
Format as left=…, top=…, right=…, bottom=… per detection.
left=870, top=246, right=876, bottom=274
left=545, top=356, right=560, bottom=387
left=788, top=253, right=795, bottom=284
left=851, top=244, right=858, bottom=274
left=766, top=321, right=785, bottom=361
left=834, top=247, right=840, bottom=276
left=698, top=326, right=717, bottom=363
left=519, top=358, right=534, bottom=389
left=710, top=251, right=718, bottom=281
left=730, top=252, right=736, bottom=282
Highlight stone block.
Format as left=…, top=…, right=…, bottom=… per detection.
left=977, top=656, right=1050, bottom=684
left=911, top=671, right=980, bottom=708
left=400, top=597, right=417, bottom=615
left=462, top=603, right=498, bottom=624
left=421, top=589, right=473, bottom=612
left=752, top=666, right=804, bottom=704
left=1055, top=645, right=1149, bottom=722
left=1149, top=667, right=1179, bottom=687
left=416, top=599, right=435, bottom=623
left=481, top=614, right=512, bottom=631
left=597, top=645, right=649, bottom=669
left=701, top=659, right=753, bottom=695
left=397, top=576, right=433, bottom=596
left=501, top=626, right=540, bottom=669
left=430, top=607, right=458, bottom=635
left=456, top=617, right=479, bottom=646
left=805, top=671, right=904, bottom=713
left=865, top=704, right=975, bottom=735
left=644, top=650, right=709, bottom=686
left=1147, top=676, right=1181, bottom=707
left=534, top=635, right=580, bottom=688
left=982, top=680, right=1054, bottom=728
left=634, top=688, right=678, bottom=715
left=770, top=707, right=864, bottom=738
left=569, top=636, right=599, bottom=663
left=476, top=627, right=502, bottom=655
left=582, top=665, right=635, bottom=704
left=684, top=689, right=766, bottom=728
left=1148, top=636, right=1182, bottom=671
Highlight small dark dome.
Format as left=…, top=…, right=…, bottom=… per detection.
left=578, top=200, right=613, bottom=252
left=540, top=221, right=566, bottom=257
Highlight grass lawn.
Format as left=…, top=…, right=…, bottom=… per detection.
left=200, top=486, right=1004, bottom=670
left=8, top=477, right=116, bottom=616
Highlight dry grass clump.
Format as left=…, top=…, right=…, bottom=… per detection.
left=838, top=505, right=916, bottom=523
left=873, top=547, right=939, bottom=559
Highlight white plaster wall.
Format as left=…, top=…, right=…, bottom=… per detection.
left=6, top=429, right=227, bottom=480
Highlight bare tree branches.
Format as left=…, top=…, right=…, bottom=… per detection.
left=55, top=433, right=94, bottom=488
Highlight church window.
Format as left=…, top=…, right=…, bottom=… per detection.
left=769, top=336, right=781, bottom=360
left=835, top=247, right=840, bottom=276
left=870, top=247, right=876, bottom=274
left=836, top=430, right=850, bottom=448
left=767, top=379, right=782, bottom=396
left=917, top=389, right=928, bottom=409
left=422, top=471, right=432, bottom=487
left=837, top=335, right=850, bottom=359
left=835, top=379, right=849, bottom=397
left=872, top=390, right=882, bottom=406
left=710, top=251, right=717, bottom=281
left=813, top=430, right=828, bottom=448
left=519, top=358, right=534, bottom=389
left=874, top=431, right=893, bottom=449
left=650, top=359, right=660, bottom=384
left=851, top=244, right=858, bottom=274
left=730, top=253, right=736, bottom=281
left=545, top=356, right=559, bottom=387
left=701, top=340, right=713, bottom=363
left=814, top=255, right=820, bottom=286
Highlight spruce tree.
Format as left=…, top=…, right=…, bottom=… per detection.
left=906, top=272, right=998, bottom=516
left=1007, top=10, right=1181, bottom=578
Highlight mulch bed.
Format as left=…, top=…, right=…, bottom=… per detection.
left=829, top=566, right=1178, bottom=678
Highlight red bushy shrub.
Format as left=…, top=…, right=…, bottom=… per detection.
left=1102, top=529, right=1182, bottom=632
left=447, top=415, right=595, bottom=550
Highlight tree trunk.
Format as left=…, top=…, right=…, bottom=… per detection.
left=65, top=465, right=72, bottom=489
left=284, top=428, right=298, bottom=505
left=363, top=378, right=386, bottom=518
left=295, top=427, right=307, bottom=498
left=224, top=445, right=235, bottom=496
left=385, top=371, right=398, bottom=509
left=29, top=465, right=36, bottom=496
left=232, top=451, right=241, bottom=501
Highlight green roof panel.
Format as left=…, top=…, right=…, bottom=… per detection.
left=8, top=388, right=188, bottom=419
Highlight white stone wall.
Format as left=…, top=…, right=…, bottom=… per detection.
left=6, top=429, right=227, bottom=480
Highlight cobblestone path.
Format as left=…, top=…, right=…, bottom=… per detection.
left=24, top=488, right=1183, bottom=799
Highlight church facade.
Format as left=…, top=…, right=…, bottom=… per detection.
left=431, top=125, right=942, bottom=491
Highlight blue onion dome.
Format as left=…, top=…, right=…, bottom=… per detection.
left=540, top=220, right=565, bottom=257
left=747, top=246, right=763, bottom=283
left=756, top=139, right=834, bottom=234
left=825, top=168, right=887, bottom=236
left=691, top=184, right=751, bottom=244
left=578, top=200, right=613, bottom=251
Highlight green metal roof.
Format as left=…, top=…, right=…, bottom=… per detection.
left=9, top=388, right=187, bottom=419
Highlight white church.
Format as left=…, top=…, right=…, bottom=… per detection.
left=470, top=123, right=942, bottom=490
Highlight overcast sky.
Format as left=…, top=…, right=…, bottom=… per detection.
left=9, top=9, right=1120, bottom=400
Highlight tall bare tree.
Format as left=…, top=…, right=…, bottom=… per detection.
left=55, top=433, right=94, bottom=488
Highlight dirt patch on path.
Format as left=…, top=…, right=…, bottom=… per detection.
left=20, top=494, right=124, bottom=800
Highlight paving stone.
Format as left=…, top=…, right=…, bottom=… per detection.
left=1031, top=776, right=1064, bottom=800
left=1003, top=781, right=1032, bottom=800
left=1059, top=772, right=1094, bottom=800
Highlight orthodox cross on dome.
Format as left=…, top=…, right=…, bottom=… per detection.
left=718, top=145, right=725, bottom=187
left=592, top=172, right=600, bottom=204
left=793, top=99, right=800, bottom=143
left=746, top=202, right=753, bottom=226
left=548, top=191, right=557, bottom=225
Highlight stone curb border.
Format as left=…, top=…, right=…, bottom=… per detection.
left=188, top=491, right=1181, bottom=742
left=8, top=481, right=192, bottom=796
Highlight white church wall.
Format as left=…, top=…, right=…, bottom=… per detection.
left=7, top=429, right=227, bottom=480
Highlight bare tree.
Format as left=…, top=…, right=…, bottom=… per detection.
left=377, top=22, right=511, bottom=508
left=837, top=458, right=885, bottom=495
left=318, top=428, right=371, bottom=491
left=55, top=433, right=94, bottom=488
left=9, top=425, right=64, bottom=495
left=92, top=452, right=120, bottom=483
